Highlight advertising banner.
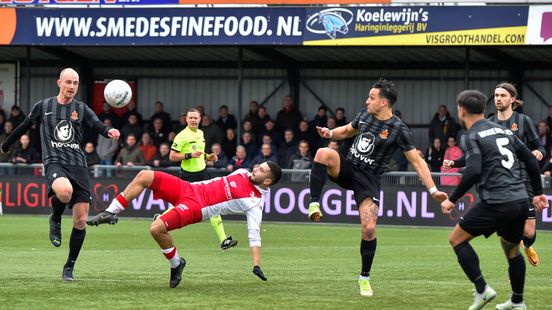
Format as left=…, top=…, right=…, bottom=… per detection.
left=303, top=6, right=528, bottom=45
left=0, top=0, right=179, bottom=5
left=526, top=5, right=552, bottom=45
left=0, top=7, right=304, bottom=45
left=2, top=176, right=552, bottom=230
left=0, top=6, right=534, bottom=46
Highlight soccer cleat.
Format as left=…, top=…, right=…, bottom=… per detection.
left=169, top=257, right=186, bottom=288
left=308, top=202, right=323, bottom=222
left=221, top=236, right=238, bottom=250
left=62, top=266, right=74, bottom=281
left=358, top=276, right=373, bottom=297
left=49, top=214, right=62, bottom=247
left=524, top=246, right=539, bottom=267
left=468, top=286, right=496, bottom=310
left=496, top=299, right=526, bottom=309
left=87, top=211, right=118, bottom=226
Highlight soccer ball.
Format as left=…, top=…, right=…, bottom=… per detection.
left=104, top=80, right=132, bottom=108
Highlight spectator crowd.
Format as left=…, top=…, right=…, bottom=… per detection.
left=2, top=96, right=552, bottom=178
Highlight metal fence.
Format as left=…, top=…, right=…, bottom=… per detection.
left=1, top=162, right=549, bottom=188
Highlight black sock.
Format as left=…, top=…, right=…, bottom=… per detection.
left=51, top=195, right=66, bottom=223
left=508, top=255, right=525, bottom=304
left=453, top=241, right=486, bottom=293
left=360, top=238, right=377, bottom=277
left=522, top=232, right=536, bottom=248
left=64, top=227, right=86, bottom=269
left=309, top=162, right=327, bottom=203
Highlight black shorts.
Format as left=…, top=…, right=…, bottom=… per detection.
left=329, top=153, right=380, bottom=207
left=459, top=199, right=529, bottom=244
left=179, top=169, right=211, bottom=182
left=524, top=181, right=537, bottom=219
left=45, top=163, right=92, bottom=207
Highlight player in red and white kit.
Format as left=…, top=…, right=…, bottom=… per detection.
left=87, top=161, right=281, bottom=288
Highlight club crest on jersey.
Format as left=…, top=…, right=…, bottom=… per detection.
left=71, top=111, right=78, bottom=121
left=511, top=123, right=518, bottom=131
left=54, top=120, right=75, bottom=143
left=355, top=132, right=375, bottom=156
left=379, top=129, right=389, bottom=139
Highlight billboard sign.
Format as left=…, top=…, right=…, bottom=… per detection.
left=2, top=177, right=552, bottom=230
left=0, top=6, right=533, bottom=46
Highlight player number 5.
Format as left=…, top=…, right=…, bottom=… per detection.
left=496, top=137, right=514, bottom=169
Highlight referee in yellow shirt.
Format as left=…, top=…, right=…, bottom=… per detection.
left=170, top=107, right=237, bottom=250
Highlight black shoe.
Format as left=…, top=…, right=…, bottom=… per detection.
left=62, top=266, right=74, bottom=281
left=87, top=211, right=118, bottom=226
left=49, top=214, right=62, bottom=247
left=221, top=236, right=238, bottom=250
left=169, top=258, right=186, bottom=288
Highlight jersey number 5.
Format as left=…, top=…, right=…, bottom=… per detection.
left=496, top=137, right=514, bottom=169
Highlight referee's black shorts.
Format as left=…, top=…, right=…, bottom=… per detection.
left=459, top=199, right=529, bottom=244
left=179, top=169, right=211, bottom=183
left=45, top=163, right=92, bottom=208
left=329, top=153, right=380, bottom=207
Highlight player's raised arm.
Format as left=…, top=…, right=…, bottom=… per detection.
left=403, top=148, right=448, bottom=203
left=316, top=123, right=357, bottom=140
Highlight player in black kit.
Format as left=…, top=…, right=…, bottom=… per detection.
left=440, top=90, right=548, bottom=310
left=307, top=78, right=448, bottom=297
left=0, top=68, right=121, bottom=281
left=445, top=82, right=545, bottom=267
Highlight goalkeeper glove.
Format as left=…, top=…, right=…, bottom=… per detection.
left=252, top=265, right=267, bottom=281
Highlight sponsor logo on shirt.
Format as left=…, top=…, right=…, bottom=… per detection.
left=51, top=120, right=79, bottom=149
left=350, top=132, right=376, bottom=165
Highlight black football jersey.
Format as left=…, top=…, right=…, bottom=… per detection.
left=348, top=109, right=415, bottom=177
left=460, top=119, right=528, bottom=203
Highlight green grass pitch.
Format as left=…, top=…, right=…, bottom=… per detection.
left=0, top=215, right=551, bottom=309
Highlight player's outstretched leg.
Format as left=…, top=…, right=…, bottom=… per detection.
left=87, top=170, right=156, bottom=226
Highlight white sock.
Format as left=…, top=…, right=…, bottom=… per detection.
left=359, top=275, right=369, bottom=281
left=162, top=247, right=181, bottom=268
left=105, top=198, right=125, bottom=214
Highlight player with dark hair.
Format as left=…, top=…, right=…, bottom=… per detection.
left=169, top=107, right=237, bottom=250
left=440, top=90, right=548, bottom=310
left=87, top=161, right=281, bottom=288
left=444, top=82, right=546, bottom=267
left=307, top=78, right=448, bottom=296
left=0, top=68, right=121, bottom=281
